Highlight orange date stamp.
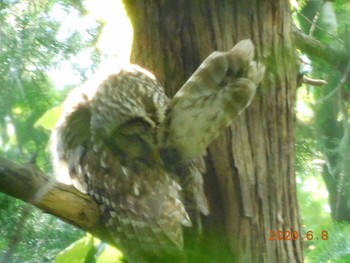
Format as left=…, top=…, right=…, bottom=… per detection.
left=269, top=230, right=328, bottom=241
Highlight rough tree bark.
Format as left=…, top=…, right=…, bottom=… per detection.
left=123, top=0, right=302, bottom=262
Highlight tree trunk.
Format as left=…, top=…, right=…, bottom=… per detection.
left=123, top=0, right=302, bottom=262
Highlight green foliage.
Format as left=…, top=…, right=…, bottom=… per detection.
left=296, top=85, right=331, bottom=226
left=55, top=236, right=95, bottom=263
left=0, top=0, right=102, bottom=262
left=295, top=0, right=350, bottom=261
left=35, top=105, right=63, bottom=131
left=55, top=236, right=123, bottom=263
left=305, top=223, right=350, bottom=263
left=0, top=193, right=83, bottom=263
left=0, top=0, right=101, bottom=163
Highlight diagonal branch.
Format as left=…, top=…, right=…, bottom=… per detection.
left=292, top=25, right=347, bottom=68
left=0, top=156, right=114, bottom=246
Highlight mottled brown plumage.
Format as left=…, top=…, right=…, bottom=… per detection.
left=51, top=39, right=264, bottom=262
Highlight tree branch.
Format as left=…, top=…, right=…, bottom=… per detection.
left=302, top=75, right=327, bottom=86
left=292, top=25, right=347, bottom=67
left=0, top=156, right=114, bottom=246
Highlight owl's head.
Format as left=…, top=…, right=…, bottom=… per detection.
left=89, top=66, right=169, bottom=164
left=106, top=117, right=159, bottom=164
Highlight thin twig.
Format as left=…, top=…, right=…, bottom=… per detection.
left=315, top=60, right=350, bottom=104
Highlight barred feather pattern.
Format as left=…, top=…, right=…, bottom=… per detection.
left=51, top=39, right=264, bottom=262
left=159, top=39, right=265, bottom=166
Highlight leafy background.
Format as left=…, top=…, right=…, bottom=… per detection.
left=0, top=0, right=350, bottom=262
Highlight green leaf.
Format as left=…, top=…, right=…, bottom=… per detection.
left=54, top=236, right=94, bottom=263
left=96, top=244, right=123, bottom=263
left=35, top=105, right=63, bottom=131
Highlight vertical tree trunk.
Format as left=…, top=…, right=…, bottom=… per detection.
left=123, top=0, right=302, bottom=262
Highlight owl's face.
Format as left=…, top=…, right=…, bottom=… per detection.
left=89, top=70, right=168, bottom=165
left=105, top=117, right=160, bottom=164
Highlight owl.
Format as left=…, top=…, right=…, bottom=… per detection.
left=51, top=39, right=264, bottom=262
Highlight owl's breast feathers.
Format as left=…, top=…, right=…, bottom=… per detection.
left=84, top=146, right=192, bottom=253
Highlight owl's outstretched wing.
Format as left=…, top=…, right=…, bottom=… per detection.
left=159, top=39, right=265, bottom=166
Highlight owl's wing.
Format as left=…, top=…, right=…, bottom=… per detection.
left=159, top=39, right=265, bottom=165
left=51, top=90, right=91, bottom=193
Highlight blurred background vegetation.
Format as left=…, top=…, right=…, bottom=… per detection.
left=0, top=0, right=350, bottom=262
left=0, top=0, right=102, bottom=262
